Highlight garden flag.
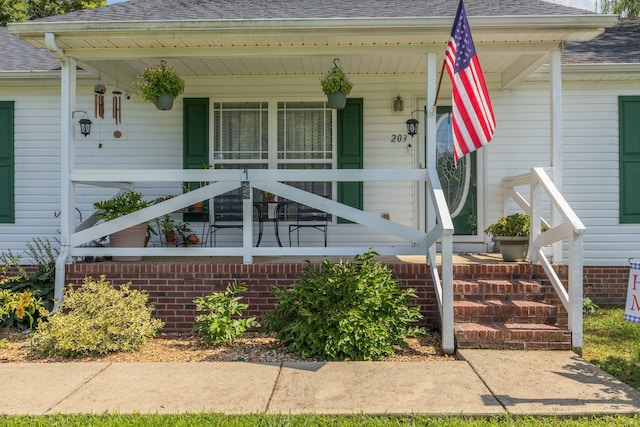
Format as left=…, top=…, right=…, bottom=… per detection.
left=444, top=0, right=496, bottom=163
left=625, top=260, right=640, bottom=324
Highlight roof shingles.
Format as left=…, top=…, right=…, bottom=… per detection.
left=35, top=0, right=595, bottom=22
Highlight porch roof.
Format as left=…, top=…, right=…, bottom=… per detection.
left=7, top=0, right=617, bottom=91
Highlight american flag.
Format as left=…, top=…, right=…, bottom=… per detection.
left=444, top=0, right=495, bottom=163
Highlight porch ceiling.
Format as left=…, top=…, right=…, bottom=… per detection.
left=9, top=15, right=618, bottom=90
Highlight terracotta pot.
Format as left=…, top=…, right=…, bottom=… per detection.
left=109, top=223, right=147, bottom=261
left=191, top=201, right=204, bottom=213
left=166, top=234, right=176, bottom=244
left=187, top=234, right=200, bottom=245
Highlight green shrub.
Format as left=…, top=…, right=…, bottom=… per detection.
left=265, top=250, right=425, bottom=361
left=193, top=282, right=259, bottom=346
left=33, top=276, right=164, bottom=357
left=0, top=238, right=58, bottom=328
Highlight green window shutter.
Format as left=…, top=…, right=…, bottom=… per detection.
left=337, top=98, right=363, bottom=224
left=0, top=101, right=14, bottom=223
left=183, top=98, right=209, bottom=221
left=619, top=96, right=640, bottom=223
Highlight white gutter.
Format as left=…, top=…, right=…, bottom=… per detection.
left=45, top=32, right=75, bottom=310
left=9, top=15, right=619, bottom=35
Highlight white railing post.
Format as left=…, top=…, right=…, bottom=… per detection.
left=440, top=230, right=454, bottom=354
left=530, top=170, right=542, bottom=265
left=569, top=232, right=584, bottom=353
left=242, top=180, right=254, bottom=264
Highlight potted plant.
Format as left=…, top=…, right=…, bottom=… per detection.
left=320, top=59, right=353, bottom=109
left=484, top=213, right=531, bottom=262
left=94, top=191, right=151, bottom=261
left=175, top=221, right=200, bottom=246
left=161, top=215, right=177, bottom=244
left=134, top=60, right=185, bottom=110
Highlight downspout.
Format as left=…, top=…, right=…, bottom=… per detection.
left=45, top=32, right=75, bottom=310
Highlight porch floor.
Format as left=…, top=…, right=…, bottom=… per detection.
left=135, top=252, right=506, bottom=265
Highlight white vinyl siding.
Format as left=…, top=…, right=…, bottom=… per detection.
left=4, top=73, right=640, bottom=264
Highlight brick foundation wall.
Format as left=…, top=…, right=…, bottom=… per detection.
left=61, top=262, right=629, bottom=331
left=65, top=262, right=440, bottom=331
left=583, top=266, right=630, bottom=305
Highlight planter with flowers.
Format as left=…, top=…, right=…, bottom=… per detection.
left=134, top=60, right=185, bottom=110
left=93, top=191, right=151, bottom=261
left=320, top=59, right=353, bottom=109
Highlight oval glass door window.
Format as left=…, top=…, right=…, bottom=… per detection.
left=436, top=107, right=477, bottom=235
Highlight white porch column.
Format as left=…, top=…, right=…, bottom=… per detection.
left=425, top=53, right=438, bottom=235
left=550, top=49, right=563, bottom=263
left=48, top=32, right=76, bottom=306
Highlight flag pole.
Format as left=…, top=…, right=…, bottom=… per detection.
left=432, top=60, right=446, bottom=111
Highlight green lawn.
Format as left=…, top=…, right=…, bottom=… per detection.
left=1, top=306, right=639, bottom=426
left=583, top=306, right=640, bottom=391
left=1, top=414, right=639, bottom=426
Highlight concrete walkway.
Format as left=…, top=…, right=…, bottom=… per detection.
left=2, top=350, right=640, bottom=416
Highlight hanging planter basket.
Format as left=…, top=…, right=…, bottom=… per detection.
left=154, top=93, right=175, bottom=111
left=320, top=58, right=353, bottom=110
left=134, top=60, right=185, bottom=111
left=326, top=91, right=347, bottom=109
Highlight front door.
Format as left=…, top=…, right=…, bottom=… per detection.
left=415, top=103, right=480, bottom=243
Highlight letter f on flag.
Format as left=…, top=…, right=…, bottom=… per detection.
left=444, top=0, right=496, bottom=163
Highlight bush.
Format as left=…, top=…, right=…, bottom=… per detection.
left=0, top=238, right=58, bottom=329
left=33, top=276, right=164, bottom=357
left=193, top=282, right=259, bottom=346
left=265, top=250, right=425, bottom=361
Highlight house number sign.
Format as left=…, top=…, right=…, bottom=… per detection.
left=390, top=134, right=409, bottom=143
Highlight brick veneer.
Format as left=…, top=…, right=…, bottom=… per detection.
left=61, top=262, right=629, bottom=331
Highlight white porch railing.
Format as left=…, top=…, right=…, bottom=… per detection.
left=56, top=168, right=455, bottom=353
left=502, top=167, right=586, bottom=352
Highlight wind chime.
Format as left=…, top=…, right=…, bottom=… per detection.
left=89, top=84, right=125, bottom=141
left=112, top=90, right=122, bottom=138
left=94, top=84, right=106, bottom=119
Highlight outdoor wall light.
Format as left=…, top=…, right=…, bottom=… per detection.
left=405, top=118, right=419, bottom=136
left=393, top=95, right=404, bottom=112
left=72, top=110, right=92, bottom=137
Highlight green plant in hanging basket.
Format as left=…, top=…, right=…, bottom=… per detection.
left=320, top=60, right=353, bottom=95
left=134, top=60, right=185, bottom=104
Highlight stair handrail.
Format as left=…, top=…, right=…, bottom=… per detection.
left=501, top=167, right=586, bottom=353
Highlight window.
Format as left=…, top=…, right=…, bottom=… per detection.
left=213, top=102, right=268, bottom=163
left=213, top=101, right=333, bottom=199
left=185, top=98, right=363, bottom=222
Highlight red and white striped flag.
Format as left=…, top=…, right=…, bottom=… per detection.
left=444, top=0, right=496, bottom=163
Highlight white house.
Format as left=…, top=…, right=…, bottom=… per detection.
left=3, top=0, right=638, bottom=349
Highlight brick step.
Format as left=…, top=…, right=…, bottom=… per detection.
left=454, top=300, right=558, bottom=324
left=454, top=322, right=572, bottom=350
left=454, top=279, right=544, bottom=302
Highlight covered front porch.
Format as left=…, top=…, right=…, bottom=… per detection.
left=7, top=3, right=610, bottom=354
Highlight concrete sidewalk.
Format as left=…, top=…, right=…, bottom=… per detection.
left=2, top=350, right=640, bottom=416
